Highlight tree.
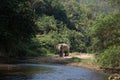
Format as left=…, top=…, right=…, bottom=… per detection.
left=0, top=0, right=37, bottom=56
left=108, top=0, right=120, bottom=11
left=35, top=15, right=57, bottom=34
left=90, top=14, right=120, bottom=52
left=32, top=0, right=76, bottom=30
left=98, top=45, right=120, bottom=67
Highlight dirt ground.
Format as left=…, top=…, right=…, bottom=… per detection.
left=0, top=53, right=119, bottom=80
left=0, top=53, right=99, bottom=70
left=1, top=53, right=120, bottom=73
left=1, top=53, right=120, bottom=72
left=23, top=53, right=100, bottom=71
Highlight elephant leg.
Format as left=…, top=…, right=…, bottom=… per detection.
left=65, top=51, right=69, bottom=56
left=59, top=51, right=63, bottom=57
left=60, top=52, right=63, bottom=57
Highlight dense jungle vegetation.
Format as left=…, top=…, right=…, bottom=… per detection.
left=0, top=0, right=120, bottom=68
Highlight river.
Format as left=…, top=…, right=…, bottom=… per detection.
left=0, top=64, right=108, bottom=80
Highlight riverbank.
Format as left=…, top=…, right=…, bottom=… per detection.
left=0, top=53, right=120, bottom=80
left=0, top=53, right=99, bottom=70
left=19, top=53, right=120, bottom=74
left=0, top=53, right=119, bottom=74
left=22, top=53, right=101, bottom=71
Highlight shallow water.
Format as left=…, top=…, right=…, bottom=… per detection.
left=0, top=64, right=108, bottom=80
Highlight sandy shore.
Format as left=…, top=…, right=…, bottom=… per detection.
left=22, top=53, right=101, bottom=71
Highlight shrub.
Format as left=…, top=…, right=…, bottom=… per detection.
left=98, top=45, right=120, bottom=67
left=90, top=14, right=120, bottom=53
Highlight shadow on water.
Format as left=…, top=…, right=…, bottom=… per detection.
left=0, top=65, right=52, bottom=76
left=0, top=64, right=108, bottom=80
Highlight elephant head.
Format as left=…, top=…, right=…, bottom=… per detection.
left=56, top=43, right=70, bottom=57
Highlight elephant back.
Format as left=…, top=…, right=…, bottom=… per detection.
left=60, top=43, right=70, bottom=51
left=56, top=44, right=62, bottom=50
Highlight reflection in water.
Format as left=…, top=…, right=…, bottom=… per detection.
left=0, top=64, right=52, bottom=76
left=0, top=64, right=108, bottom=80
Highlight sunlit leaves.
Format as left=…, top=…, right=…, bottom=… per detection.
left=90, top=13, right=120, bottom=52
left=98, top=45, right=120, bottom=67
left=36, top=15, right=57, bottom=34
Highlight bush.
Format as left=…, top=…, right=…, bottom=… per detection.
left=69, top=30, right=86, bottom=52
left=27, top=37, right=55, bottom=57
left=90, top=14, right=120, bottom=53
left=98, top=45, right=120, bottom=67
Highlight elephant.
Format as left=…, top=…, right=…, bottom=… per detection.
left=56, top=43, right=70, bottom=57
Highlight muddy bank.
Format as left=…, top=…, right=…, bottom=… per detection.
left=0, top=54, right=99, bottom=70
left=0, top=54, right=119, bottom=80
left=20, top=54, right=101, bottom=71
left=0, top=54, right=119, bottom=74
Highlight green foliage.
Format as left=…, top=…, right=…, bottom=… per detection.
left=98, top=45, right=120, bottom=67
left=35, top=15, right=57, bottom=34
left=34, top=33, right=57, bottom=55
left=69, top=31, right=86, bottom=52
left=33, top=0, right=76, bottom=30
left=63, top=0, right=89, bottom=30
left=107, top=0, right=120, bottom=11
left=90, top=14, right=120, bottom=52
left=68, top=57, right=81, bottom=62
left=0, top=0, right=37, bottom=56
left=27, top=37, right=55, bottom=56
left=52, top=28, right=70, bottom=44
left=51, top=29, right=87, bottom=52
left=33, top=0, right=116, bottom=55
left=0, top=0, right=118, bottom=58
